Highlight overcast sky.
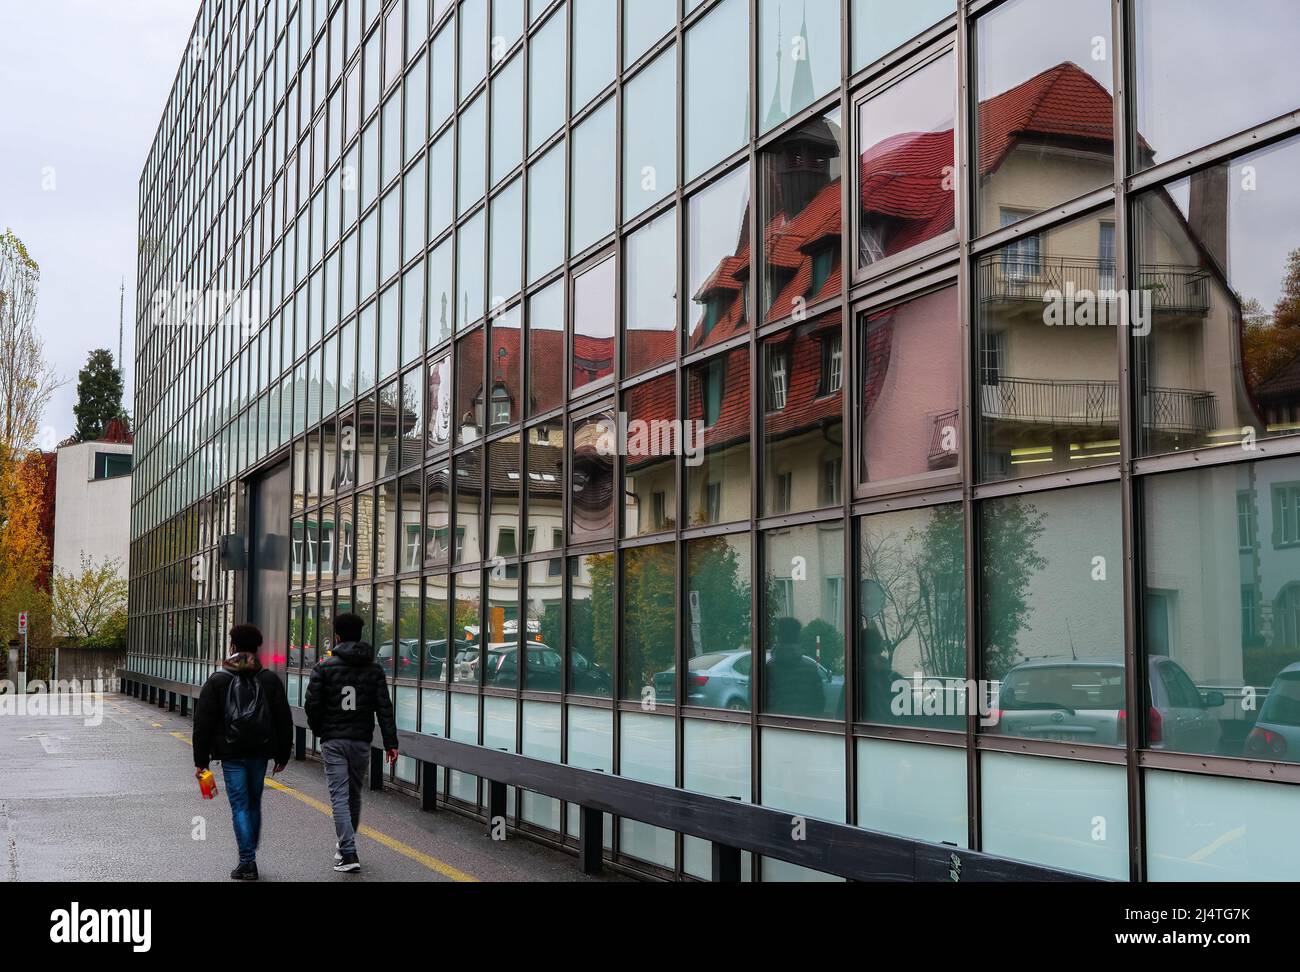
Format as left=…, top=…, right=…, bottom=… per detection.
left=0, top=0, right=199, bottom=447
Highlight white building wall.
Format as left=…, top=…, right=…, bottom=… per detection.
left=52, top=440, right=133, bottom=580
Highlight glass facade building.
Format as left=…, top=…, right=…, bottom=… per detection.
left=129, top=0, right=1300, bottom=881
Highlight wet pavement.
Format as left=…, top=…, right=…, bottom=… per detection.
left=0, top=691, right=620, bottom=883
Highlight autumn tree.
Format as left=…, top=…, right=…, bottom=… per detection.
left=0, top=229, right=60, bottom=461
left=49, top=554, right=129, bottom=646
left=0, top=451, right=50, bottom=609
left=1242, top=248, right=1300, bottom=389
left=72, top=348, right=125, bottom=442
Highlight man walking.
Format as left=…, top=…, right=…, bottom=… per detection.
left=193, top=624, right=293, bottom=881
left=304, top=612, right=399, bottom=873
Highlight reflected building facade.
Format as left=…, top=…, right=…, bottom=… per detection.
left=129, top=0, right=1300, bottom=881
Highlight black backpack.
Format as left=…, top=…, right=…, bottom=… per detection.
left=223, top=672, right=273, bottom=751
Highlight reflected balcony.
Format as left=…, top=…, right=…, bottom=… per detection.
left=978, top=257, right=1210, bottom=315
left=981, top=377, right=1217, bottom=435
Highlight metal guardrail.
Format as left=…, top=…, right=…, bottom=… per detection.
left=978, top=257, right=1210, bottom=314
left=980, top=378, right=1216, bottom=434
left=118, top=672, right=1099, bottom=883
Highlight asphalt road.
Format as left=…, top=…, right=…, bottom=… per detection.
left=0, top=691, right=621, bottom=883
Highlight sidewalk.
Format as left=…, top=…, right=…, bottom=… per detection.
left=0, top=691, right=621, bottom=883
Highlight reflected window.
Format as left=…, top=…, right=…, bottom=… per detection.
left=686, top=165, right=751, bottom=354
left=1133, top=136, right=1300, bottom=457
left=526, top=424, right=565, bottom=553
left=624, top=207, right=677, bottom=379
left=761, top=109, right=842, bottom=320
left=623, top=374, right=677, bottom=537
left=857, top=51, right=955, bottom=270
left=681, top=533, right=752, bottom=711
left=686, top=348, right=750, bottom=526
left=571, top=256, right=615, bottom=395
left=762, top=522, right=845, bottom=719
left=974, top=0, right=1113, bottom=235
left=570, top=406, right=615, bottom=544
left=427, top=354, right=452, bottom=452
left=980, top=483, right=1124, bottom=746
left=858, top=504, right=965, bottom=727
left=975, top=207, right=1119, bottom=482
left=527, top=279, right=564, bottom=415
left=860, top=285, right=960, bottom=488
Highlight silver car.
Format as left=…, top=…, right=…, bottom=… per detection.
left=1247, top=662, right=1300, bottom=762
left=989, top=656, right=1223, bottom=751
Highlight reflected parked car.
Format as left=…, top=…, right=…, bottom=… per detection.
left=376, top=639, right=421, bottom=676
left=652, top=651, right=752, bottom=709
left=651, top=650, right=842, bottom=716
left=989, top=656, right=1223, bottom=750
left=1247, top=662, right=1300, bottom=762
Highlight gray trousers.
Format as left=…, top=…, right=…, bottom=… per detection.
left=322, top=739, right=369, bottom=856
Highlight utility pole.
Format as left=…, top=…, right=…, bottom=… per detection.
left=118, top=278, right=125, bottom=381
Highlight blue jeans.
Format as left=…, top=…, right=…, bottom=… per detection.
left=221, top=759, right=268, bottom=866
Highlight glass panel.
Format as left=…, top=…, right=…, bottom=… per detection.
left=1134, top=0, right=1300, bottom=170
left=427, top=353, right=453, bottom=452
left=457, top=92, right=487, bottom=213
left=528, top=4, right=566, bottom=152
left=527, top=141, right=565, bottom=284
left=489, top=178, right=524, bottom=309
left=974, top=0, right=1113, bottom=234
left=682, top=719, right=752, bottom=878
left=570, top=99, right=617, bottom=256
left=686, top=164, right=751, bottom=355
left=572, top=0, right=617, bottom=113
left=618, top=712, right=675, bottom=867
left=569, top=553, right=614, bottom=697
left=570, top=406, right=615, bottom=543
left=1145, top=770, right=1300, bottom=881
left=1133, top=135, right=1300, bottom=457
left=975, top=207, right=1119, bottom=482
left=685, top=0, right=749, bottom=181
left=521, top=700, right=563, bottom=828
left=856, top=739, right=967, bottom=846
left=621, top=542, right=675, bottom=702
left=758, top=0, right=839, bottom=133
left=527, top=279, right=564, bottom=415
left=980, top=752, right=1129, bottom=880
left=424, top=572, right=451, bottom=679
left=623, top=46, right=677, bottom=220
left=485, top=570, right=519, bottom=687
left=1142, top=457, right=1300, bottom=761
left=490, top=52, right=524, bottom=187
left=852, top=0, right=954, bottom=70
left=761, top=108, right=842, bottom=322
left=429, top=128, right=454, bottom=235
left=453, top=570, right=482, bottom=683
left=686, top=347, right=750, bottom=526
left=623, top=374, right=677, bottom=537
left=527, top=424, right=565, bottom=552
left=980, top=483, right=1124, bottom=746
left=761, top=313, right=844, bottom=516
left=454, top=447, right=483, bottom=564
left=859, top=286, right=960, bottom=487
left=624, top=0, right=676, bottom=67
left=857, top=51, right=955, bottom=271
left=459, top=0, right=488, bottom=98
left=456, top=210, right=486, bottom=330
left=624, top=208, right=677, bottom=378
left=428, top=237, right=453, bottom=346
left=762, top=521, right=845, bottom=719
left=760, top=727, right=846, bottom=821
left=571, top=256, right=616, bottom=395
left=400, top=368, right=425, bottom=470
left=858, top=503, right=965, bottom=727
left=681, top=533, right=752, bottom=711
left=430, top=21, right=455, bottom=128
left=421, top=687, right=447, bottom=733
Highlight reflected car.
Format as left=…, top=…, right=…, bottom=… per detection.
left=1246, top=662, right=1300, bottom=762
left=652, top=651, right=752, bottom=709
left=455, top=642, right=612, bottom=694
left=376, top=639, right=421, bottom=675
left=988, top=656, right=1224, bottom=750
left=651, top=651, right=842, bottom=716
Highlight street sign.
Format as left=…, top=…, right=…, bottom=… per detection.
left=18, top=612, right=27, bottom=635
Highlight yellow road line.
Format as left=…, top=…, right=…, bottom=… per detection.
left=168, top=729, right=477, bottom=882
left=1188, top=826, right=1246, bottom=864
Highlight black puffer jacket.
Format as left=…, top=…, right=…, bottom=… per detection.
left=193, top=653, right=293, bottom=768
left=304, top=642, right=399, bottom=748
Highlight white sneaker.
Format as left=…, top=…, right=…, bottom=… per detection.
left=333, top=841, right=343, bottom=865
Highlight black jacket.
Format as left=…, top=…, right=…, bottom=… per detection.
left=304, top=641, right=399, bottom=749
left=193, top=653, right=293, bottom=768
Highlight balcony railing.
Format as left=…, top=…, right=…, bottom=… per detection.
left=978, top=257, right=1210, bottom=314
left=980, top=377, right=1217, bottom=434
left=928, top=409, right=960, bottom=468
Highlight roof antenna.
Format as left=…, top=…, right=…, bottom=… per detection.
left=118, top=278, right=125, bottom=383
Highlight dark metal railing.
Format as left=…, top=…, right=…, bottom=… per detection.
left=927, top=409, right=960, bottom=468
left=978, top=257, right=1210, bottom=313
left=981, top=377, right=1216, bottom=434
